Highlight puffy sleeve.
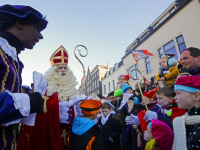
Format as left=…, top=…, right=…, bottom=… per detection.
left=165, top=66, right=179, bottom=80
left=0, top=91, right=30, bottom=125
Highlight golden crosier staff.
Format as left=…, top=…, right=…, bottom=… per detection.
left=130, top=69, right=148, bottom=111
left=74, top=45, right=88, bottom=96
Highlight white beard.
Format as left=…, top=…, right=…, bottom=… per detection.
left=43, top=66, right=78, bottom=101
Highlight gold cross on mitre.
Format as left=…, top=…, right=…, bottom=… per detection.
left=50, top=45, right=69, bottom=66
left=61, top=129, right=69, bottom=146
left=42, top=95, right=49, bottom=113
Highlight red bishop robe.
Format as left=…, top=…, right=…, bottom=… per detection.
left=17, top=92, right=75, bottom=150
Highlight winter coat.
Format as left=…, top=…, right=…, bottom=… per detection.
left=151, top=103, right=187, bottom=129
left=157, top=65, right=179, bottom=87
left=186, top=107, right=200, bottom=149
left=68, top=117, right=105, bottom=150
left=98, top=114, right=121, bottom=150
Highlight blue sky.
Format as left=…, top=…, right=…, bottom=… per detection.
left=1, top=0, right=174, bottom=87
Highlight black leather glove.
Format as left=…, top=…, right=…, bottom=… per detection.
left=28, top=92, right=44, bottom=114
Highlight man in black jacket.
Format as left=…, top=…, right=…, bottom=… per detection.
left=179, top=47, right=200, bottom=77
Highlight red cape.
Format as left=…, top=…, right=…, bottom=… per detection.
left=17, top=93, right=75, bottom=150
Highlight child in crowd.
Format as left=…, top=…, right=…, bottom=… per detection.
left=144, top=79, right=152, bottom=91
left=144, top=119, right=174, bottom=150
left=116, top=74, right=130, bottom=89
left=68, top=100, right=105, bottom=150
left=143, top=87, right=187, bottom=129
left=135, top=82, right=145, bottom=103
left=108, top=91, right=117, bottom=108
left=114, top=88, right=123, bottom=109
left=116, top=74, right=126, bottom=89
left=94, top=97, right=107, bottom=123
left=122, top=84, right=140, bottom=105
left=114, top=84, right=139, bottom=150
left=142, top=88, right=158, bottom=105
left=125, top=88, right=158, bottom=149
left=98, top=102, right=121, bottom=150
left=156, top=55, right=179, bottom=87
left=173, top=76, right=200, bottom=149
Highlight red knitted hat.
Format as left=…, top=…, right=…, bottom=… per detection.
left=151, top=119, right=174, bottom=150
left=175, top=76, right=200, bottom=93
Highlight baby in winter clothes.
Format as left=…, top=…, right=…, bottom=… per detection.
left=156, top=56, right=179, bottom=87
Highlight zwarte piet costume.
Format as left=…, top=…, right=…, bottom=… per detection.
left=0, top=4, right=47, bottom=150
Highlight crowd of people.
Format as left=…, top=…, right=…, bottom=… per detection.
left=0, top=3, right=200, bottom=150
left=90, top=47, right=200, bottom=150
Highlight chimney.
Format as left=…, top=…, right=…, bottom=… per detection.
left=107, top=63, right=110, bottom=70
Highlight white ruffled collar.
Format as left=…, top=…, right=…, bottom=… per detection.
left=101, top=112, right=111, bottom=125
left=0, top=37, right=18, bottom=62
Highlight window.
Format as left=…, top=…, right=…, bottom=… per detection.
left=108, top=82, right=111, bottom=92
left=145, top=57, right=151, bottom=74
left=153, top=23, right=159, bottom=29
left=97, top=72, right=99, bottom=76
left=94, top=80, right=96, bottom=89
left=153, top=6, right=176, bottom=29
left=169, top=6, right=177, bottom=14
left=97, top=79, right=99, bottom=87
left=104, top=85, right=106, bottom=94
left=176, top=35, right=186, bottom=54
left=135, top=64, right=139, bottom=78
left=128, top=65, right=135, bottom=80
left=140, top=31, right=149, bottom=41
left=110, top=68, right=113, bottom=74
left=158, top=48, right=164, bottom=58
left=128, top=64, right=139, bottom=79
left=158, top=13, right=169, bottom=24
left=163, top=40, right=178, bottom=60
left=113, top=80, right=115, bottom=90
left=115, top=64, right=118, bottom=70
left=106, top=72, right=109, bottom=77
left=132, top=41, right=137, bottom=48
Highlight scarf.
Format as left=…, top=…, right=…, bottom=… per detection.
left=159, top=66, right=171, bottom=77
left=101, top=113, right=111, bottom=125
left=145, top=138, right=156, bottom=150
left=172, top=115, right=200, bottom=150
left=188, top=66, right=200, bottom=76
